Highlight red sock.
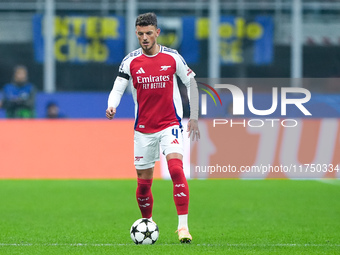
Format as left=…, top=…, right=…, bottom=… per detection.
left=168, top=159, right=189, bottom=215
left=136, top=178, right=153, bottom=218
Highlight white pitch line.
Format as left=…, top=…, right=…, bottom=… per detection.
left=317, top=179, right=340, bottom=186
left=0, top=243, right=339, bottom=247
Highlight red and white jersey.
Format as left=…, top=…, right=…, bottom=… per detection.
left=116, top=46, right=195, bottom=133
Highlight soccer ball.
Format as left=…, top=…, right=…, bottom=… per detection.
left=130, top=218, right=159, bottom=244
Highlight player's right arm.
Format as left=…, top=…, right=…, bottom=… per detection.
left=106, top=76, right=129, bottom=120
left=106, top=53, right=133, bottom=120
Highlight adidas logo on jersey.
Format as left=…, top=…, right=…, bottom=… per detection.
left=136, top=67, right=145, bottom=74
left=171, top=139, right=179, bottom=144
left=174, top=192, right=187, bottom=197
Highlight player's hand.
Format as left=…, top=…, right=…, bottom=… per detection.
left=187, top=119, right=200, bottom=141
left=106, top=107, right=116, bottom=120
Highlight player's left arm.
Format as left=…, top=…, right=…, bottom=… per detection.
left=175, top=54, right=200, bottom=141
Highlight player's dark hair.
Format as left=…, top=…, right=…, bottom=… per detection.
left=135, top=12, right=157, bottom=28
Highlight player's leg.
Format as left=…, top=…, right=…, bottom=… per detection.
left=166, top=153, right=189, bottom=222
left=161, top=126, right=191, bottom=243
left=134, top=131, right=160, bottom=220
left=166, top=153, right=192, bottom=243
left=135, top=167, right=154, bottom=219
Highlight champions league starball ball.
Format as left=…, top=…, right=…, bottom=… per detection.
left=130, top=218, right=159, bottom=244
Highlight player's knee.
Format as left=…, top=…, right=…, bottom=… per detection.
left=136, top=168, right=154, bottom=179
left=168, top=159, right=185, bottom=180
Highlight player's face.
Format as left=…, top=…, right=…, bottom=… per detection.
left=136, top=25, right=160, bottom=54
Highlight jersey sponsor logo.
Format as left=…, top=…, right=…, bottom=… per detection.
left=136, top=67, right=145, bottom=74
left=160, top=65, right=171, bottom=71
left=142, top=83, right=166, bottom=89
left=171, top=139, right=179, bottom=144
left=139, top=125, right=145, bottom=128
left=135, top=156, right=144, bottom=161
left=136, top=75, right=170, bottom=84
left=174, top=192, right=187, bottom=197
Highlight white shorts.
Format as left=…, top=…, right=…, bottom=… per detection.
left=134, top=125, right=184, bottom=170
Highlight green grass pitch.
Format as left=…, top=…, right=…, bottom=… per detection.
left=0, top=179, right=339, bottom=254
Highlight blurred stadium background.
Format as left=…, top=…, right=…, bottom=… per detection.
left=0, top=0, right=339, bottom=179
left=0, top=2, right=339, bottom=253
left=1, top=1, right=340, bottom=114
